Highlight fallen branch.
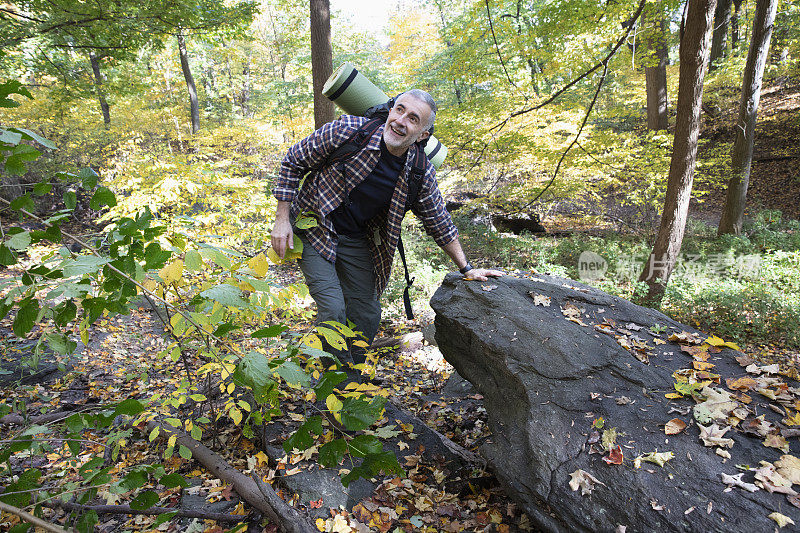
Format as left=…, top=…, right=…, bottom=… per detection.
left=42, top=501, right=246, bottom=523
left=0, top=501, right=69, bottom=533
left=146, top=421, right=316, bottom=533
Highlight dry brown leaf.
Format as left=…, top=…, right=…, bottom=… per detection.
left=726, top=376, right=757, bottom=391
left=528, top=292, right=552, bottom=306
left=664, top=418, right=687, bottom=435
left=775, top=455, right=800, bottom=485
left=698, top=423, right=735, bottom=448
left=754, top=461, right=798, bottom=496
left=764, top=433, right=790, bottom=453
left=768, top=512, right=795, bottom=528
left=569, top=469, right=605, bottom=496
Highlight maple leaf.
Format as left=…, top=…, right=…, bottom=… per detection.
left=775, top=455, right=800, bottom=485
left=568, top=469, right=605, bottom=496
left=783, top=411, right=800, bottom=426
left=693, top=386, right=738, bottom=424
left=764, top=433, right=790, bottom=453
left=664, top=418, right=687, bottom=435
left=697, top=423, right=735, bottom=448
left=726, top=376, right=757, bottom=391
left=754, top=461, right=798, bottom=495
left=768, top=512, right=796, bottom=529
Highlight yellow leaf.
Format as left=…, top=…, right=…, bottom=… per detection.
left=723, top=341, right=740, bottom=351
left=229, top=407, right=243, bottom=425
left=227, top=382, right=235, bottom=394
left=159, top=259, right=184, bottom=285
left=705, top=335, right=725, bottom=347
left=783, top=411, right=800, bottom=427
left=693, top=361, right=715, bottom=371
left=304, top=334, right=323, bottom=351
left=167, top=434, right=177, bottom=449
left=266, top=247, right=282, bottom=265
left=326, top=394, right=343, bottom=414
left=249, top=253, right=270, bottom=278
left=769, top=512, right=795, bottom=528
left=316, top=518, right=326, bottom=532
left=665, top=392, right=683, bottom=399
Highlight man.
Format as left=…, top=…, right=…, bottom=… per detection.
left=271, top=89, right=502, bottom=365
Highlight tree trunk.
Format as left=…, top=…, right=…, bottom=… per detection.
left=642, top=1, right=669, bottom=131
left=310, top=0, right=335, bottom=128
left=89, top=52, right=111, bottom=127
left=718, top=0, right=778, bottom=235
left=710, top=0, right=732, bottom=66
left=177, top=32, right=200, bottom=134
left=639, top=0, right=717, bottom=304
left=731, top=0, right=743, bottom=48
left=241, top=53, right=251, bottom=117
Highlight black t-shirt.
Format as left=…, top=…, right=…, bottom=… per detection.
left=331, top=138, right=406, bottom=236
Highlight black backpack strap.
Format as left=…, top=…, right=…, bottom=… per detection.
left=322, top=118, right=383, bottom=169
left=403, top=144, right=428, bottom=213
left=396, top=235, right=415, bottom=320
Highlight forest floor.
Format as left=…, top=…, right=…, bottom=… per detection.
left=691, top=78, right=800, bottom=223
left=3, top=78, right=799, bottom=533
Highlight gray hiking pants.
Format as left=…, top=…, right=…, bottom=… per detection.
left=297, top=233, right=381, bottom=365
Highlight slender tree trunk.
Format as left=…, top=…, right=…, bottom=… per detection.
left=710, top=0, right=732, bottom=66
left=241, top=53, right=251, bottom=117
left=642, top=1, right=669, bottom=131
left=639, top=0, right=717, bottom=304
left=731, top=0, right=743, bottom=48
left=718, top=0, right=778, bottom=235
left=89, top=52, right=111, bottom=127
left=310, top=0, right=335, bottom=128
left=177, top=32, right=200, bottom=134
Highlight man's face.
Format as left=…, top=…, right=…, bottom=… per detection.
left=383, top=94, right=432, bottom=157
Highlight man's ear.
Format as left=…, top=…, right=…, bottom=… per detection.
left=416, top=130, right=431, bottom=142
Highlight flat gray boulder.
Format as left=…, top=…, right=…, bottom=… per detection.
left=431, top=272, right=800, bottom=532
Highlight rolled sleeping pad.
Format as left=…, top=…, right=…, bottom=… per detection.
left=322, top=62, right=448, bottom=168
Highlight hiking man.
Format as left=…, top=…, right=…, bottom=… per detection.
left=271, top=89, right=502, bottom=364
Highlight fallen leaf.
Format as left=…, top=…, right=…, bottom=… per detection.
left=615, top=396, right=633, bottom=405
left=764, top=433, right=790, bottom=453
left=650, top=499, right=664, bottom=511
left=635, top=451, right=674, bottom=468
left=603, top=445, right=623, bottom=465
left=693, top=386, right=738, bottom=424
left=481, top=284, right=498, bottom=292
left=528, top=292, right=551, bottom=306
left=768, top=512, right=795, bottom=528
left=754, top=461, right=798, bottom=496
left=721, top=472, right=759, bottom=492
left=569, top=469, right=605, bottom=496
left=664, top=418, right=687, bottom=435
left=775, top=455, right=800, bottom=485
left=726, top=376, right=757, bottom=391
left=698, top=423, right=734, bottom=448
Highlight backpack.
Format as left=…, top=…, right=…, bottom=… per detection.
left=317, top=97, right=433, bottom=320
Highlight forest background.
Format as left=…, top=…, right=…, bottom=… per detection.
left=1, top=0, right=800, bottom=531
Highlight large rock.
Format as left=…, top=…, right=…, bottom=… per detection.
left=431, top=273, right=800, bottom=532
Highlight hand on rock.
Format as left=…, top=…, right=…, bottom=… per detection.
left=463, top=268, right=505, bottom=281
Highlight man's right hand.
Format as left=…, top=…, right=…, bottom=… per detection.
left=271, top=201, right=294, bottom=259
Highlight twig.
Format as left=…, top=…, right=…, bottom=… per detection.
left=0, top=501, right=69, bottom=533
left=485, top=0, right=518, bottom=89
left=42, top=501, right=246, bottom=523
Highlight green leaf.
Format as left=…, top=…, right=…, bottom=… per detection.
left=294, top=215, right=318, bottom=229
left=0, top=245, right=16, bottom=265
left=32, top=182, right=52, bottom=196
left=7, top=231, right=31, bottom=251
left=13, top=298, right=39, bottom=337
left=75, top=510, right=98, bottom=533
left=178, top=445, right=192, bottom=459
left=341, top=451, right=403, bottom=487
left=62, top=256, right=109, bottom=277
left=114, top=399, right=145, bottom=417
left=115, top=470, right=148, bottom=492
left=340, top=396, right=386, bottom=432
left=11, top=127, right=56, bottom=149
left=251, top=325, right=289, bottom=338
left=0, top=129, right=22, bottom=144
left=153, top=512, right=178, bottom=528
left=313, top=371, right=347, bottom=402
left=79, top=167, right=99, bottom=189
left=184, top=250, right=203, bottom=270
left=45, top=333, right=77, bottom=355
left=9, top=194, right=34, bottom=213
left=318, top=439, right=347, bottom=467
left=129, top=490, right=159, bottom=510
left=213, top=322, right=238, bottom=337
left=90, top=186, right=117, bottom=210
left=159, top=473, right=189, bottom=488
left=63, top=190, right=77, bottom=210
left=347, top=435, right=383, bottom=458
left=282, top=416, right=323, bottom=454
left=275, top=360, right=310, bottom=388
left=200, top=284, right=248, bottom=308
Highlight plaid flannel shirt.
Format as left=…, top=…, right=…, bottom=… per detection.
left=273, top=115, right=458, bottom=295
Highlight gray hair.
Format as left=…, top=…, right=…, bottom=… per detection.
left=402, top=89, right=437, bottom=131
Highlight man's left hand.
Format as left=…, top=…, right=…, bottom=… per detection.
left=463, top=268, right=505, bottom=281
